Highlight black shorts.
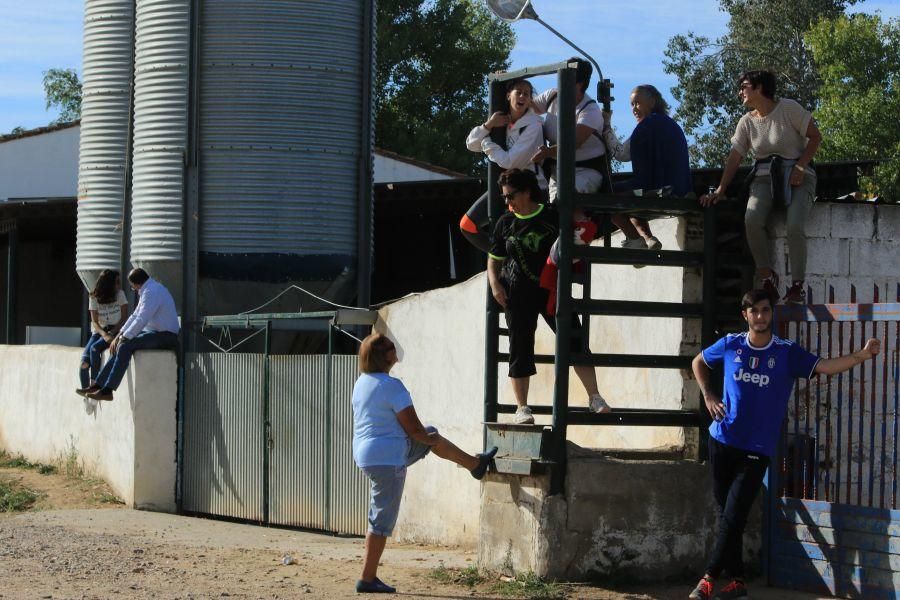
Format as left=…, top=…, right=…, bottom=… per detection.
left=504, top=283, right=585, bottom=378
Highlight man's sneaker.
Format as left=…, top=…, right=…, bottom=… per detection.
left=513, top=406, right=534, bottom=424
left=589, top=393, right=611, bottom=414
left=471, top=446, right=499, bottom=480
left=76, top=385, right=100, bottom=397
left=688, top=577, right=714, bottom=600
left=646, top=236, right=662, bottom=251
left=759, top=271, right=780, bottom=303
left=620, top=237, right=648, bottom=250
left=355, top=577, right=396, bottom=594
left=714, top=579, right=748, bottom=599
left=87, top=388, right=114, bottom=402
left=783, top=281, right=806, bottom=304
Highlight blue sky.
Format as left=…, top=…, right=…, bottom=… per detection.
left=1, top=0, right=898, bottom=140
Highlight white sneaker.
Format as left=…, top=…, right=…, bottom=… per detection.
left=589, top=393, right=611, bottom=413
left=514, top=406, right=535, bottom=424
left=620, top=237, right=648, bottom=250
left=646, top=236, right=662, bottom=251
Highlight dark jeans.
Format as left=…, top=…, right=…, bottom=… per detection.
left=95, top=331, right=178, bottom=391
left=79, top=333, right=111, bottom=388
left=706, top=436, right=770, bottom=579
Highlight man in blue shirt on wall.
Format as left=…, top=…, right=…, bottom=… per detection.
left=689, top=289, right=880, bottom=600
left=79, top=268, right=180, bottom=402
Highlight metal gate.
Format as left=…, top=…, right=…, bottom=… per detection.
left=182, top=351, right=367, bottom=535
left=768, top=288, right=900, bottom=597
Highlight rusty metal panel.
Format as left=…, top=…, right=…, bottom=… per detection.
left=328, top=355, right=368, bottom=535
left=182, top=352, right=265, bottom=520
left=267, top=355, right=329, bottom=529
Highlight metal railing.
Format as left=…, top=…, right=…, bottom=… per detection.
left=776, top=285, right=900, bottom=509
left=482, top=62, right=718, bottom=493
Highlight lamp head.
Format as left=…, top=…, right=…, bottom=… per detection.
left=486, top=0, right=538, bottom=22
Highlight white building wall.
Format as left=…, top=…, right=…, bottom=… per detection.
left=0, top=345, right=177, bottom=511
left=0, top=126, right=80, bottom=200
left=373, top=153, right=456, bottom=183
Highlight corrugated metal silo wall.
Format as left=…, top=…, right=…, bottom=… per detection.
left=131, top=0, right=189, bottom=302
left=76, top=0, right=135, bottom=290
left=197, top=0, right=367, bottom=283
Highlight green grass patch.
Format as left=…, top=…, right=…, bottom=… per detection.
left=491, top=572, right=567, bottom=599
left=427, top=564, right=485, bottom=587
left=0, top=450, right=57, bottom=475
left=0, top=478, right=40, bottom=512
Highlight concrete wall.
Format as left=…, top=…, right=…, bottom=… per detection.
left=373, top=153, right=456, bottom=184
left=0, top=345, right=177, bottom=511
left=0, top=126, right=79, bottom=200
left=769, top=202, right=899, bottom=302
left=479, top=447, right=763, bottom=582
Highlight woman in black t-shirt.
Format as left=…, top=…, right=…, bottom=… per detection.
left=487, top=169, right=611, bottom=424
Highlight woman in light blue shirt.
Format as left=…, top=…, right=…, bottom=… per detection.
left=351, top=332, right=497, bottom=594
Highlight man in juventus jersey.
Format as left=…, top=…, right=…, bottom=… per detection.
left=688, top=289, right=880, bottom=600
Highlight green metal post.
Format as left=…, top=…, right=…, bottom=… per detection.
left=700, top=204, right=718, bottom=457
left=262, top=320, right=271, bottom=524
left=483, top=78, right=506, bottom=439
left=550, top=65, right=577, bottom=495
left=5, top=225, right=17, bottom=344
left=325, top=323, right=334, bottom=530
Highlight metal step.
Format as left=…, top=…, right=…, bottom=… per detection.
left=569, top=299, right=704, bottom=318
left=575, top=193, right=704, bottom=215
left=493, top=405, right=702, bottom=427
left=484, top=422, right=554, bottom=475
left=497, top=352, right=692, bottom=369
left=571, top=246, right=704, bottom=267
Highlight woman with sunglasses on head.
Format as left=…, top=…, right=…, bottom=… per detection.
left=700, top=70, right=822, bottom=304
left=76, top=269, right=128, bottom=395
left=460, top=77, right=547, bottom=252
left=352, top=332, right=497, bottom=594
left=487, top=168, right=610, bottom=425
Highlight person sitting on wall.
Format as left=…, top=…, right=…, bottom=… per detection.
left=76, top=269, right=129, bottom=395
left=487, top=168, right=611, bottom=424
left=602, top=84, right=693, bottom=252
left=688, top=288, right=880, bottom=600
left=530, top=57, right=646, bottom=250
left=700, top=69, right=822, bottom=304
left=352, top=332, right=497, bottom=594
left=80, top=268, right=179, bottom=402
left=460, top=77, right=548, bottom=253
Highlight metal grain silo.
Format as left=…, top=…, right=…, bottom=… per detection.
left=76, top=0, right=135, bottom=291
left=131, top=0, right=189, bottom=306
left=194, top=0, right=375, bottom=316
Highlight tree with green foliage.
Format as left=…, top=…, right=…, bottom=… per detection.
left=663, top=0, right=858, bottom=166
left=375, top=0, right=515, bottom=175
left=806, top=14, right=900, bottom=201
left=42, top=68, right=82, bottom=124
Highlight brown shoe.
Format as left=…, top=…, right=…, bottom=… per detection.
left=87, top=388, right=114, bottom=401
left=76, top=385, right=101, bottom=397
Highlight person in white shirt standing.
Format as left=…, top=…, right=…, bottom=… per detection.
left=80, top=268, right=180, bottom=401
left=76, top=269, right=128, bottom=393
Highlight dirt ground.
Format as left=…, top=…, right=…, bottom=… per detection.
left=0, top=467, right=827, bottom=600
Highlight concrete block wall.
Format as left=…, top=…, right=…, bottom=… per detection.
left=0, top=345, right=177, bottom=511
left=769, top=203, right=899, bottom=302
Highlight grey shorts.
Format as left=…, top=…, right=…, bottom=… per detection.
left=362, top=426, right=437, bottom=537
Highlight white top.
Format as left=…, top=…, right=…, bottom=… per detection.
left=532, top=89, right=606, bottom=162
left=731, top=98, right=812, bottom=160
left=602, top=128, right=631, bottom=162
left=466, top=109, right=547, bottom=187
left=120, top=278, right=180, bottom=339
left=88, top=289, right=128, bottom=333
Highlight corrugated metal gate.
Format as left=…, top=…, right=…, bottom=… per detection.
left=768, top=289, right=900, bottom=597
left=182, top=352, right=367, bottom=535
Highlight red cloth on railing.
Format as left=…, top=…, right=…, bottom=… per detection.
left=539, top=218, right=597, bottom=314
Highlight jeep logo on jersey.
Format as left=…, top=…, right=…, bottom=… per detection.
left=733, top=368, right=770, bottom=387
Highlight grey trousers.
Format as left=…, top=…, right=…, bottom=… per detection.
left=744, top=170, right=816, bottom=282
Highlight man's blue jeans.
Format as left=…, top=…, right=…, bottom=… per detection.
left=79, top=333, right=111, bottom=388
left=96, top=331, right=178, bottom=391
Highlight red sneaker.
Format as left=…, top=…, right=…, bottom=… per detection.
left=716, top=579, right=748, bottom=599
left=688, top=577, right=714, bottom=600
